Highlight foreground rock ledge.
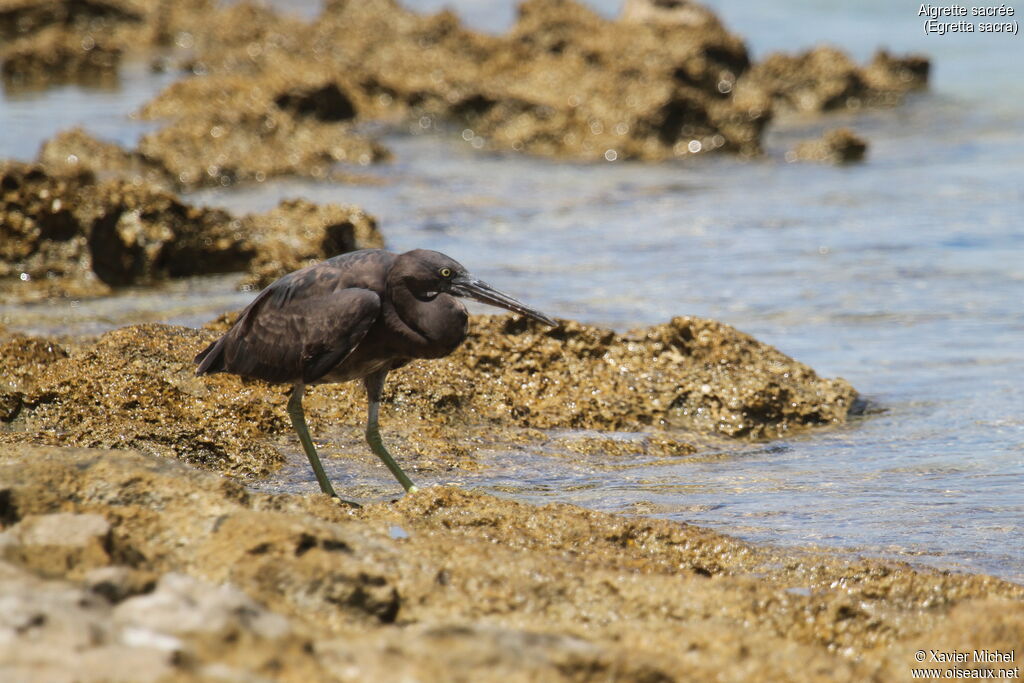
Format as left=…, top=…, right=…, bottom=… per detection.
left=0, top=316, right=856, bottom=477
left=0, top=446, right=1020, bottom=682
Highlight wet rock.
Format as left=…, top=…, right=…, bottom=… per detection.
left=0, top=0, right=144, bottom=42
left=1, top=445, right=1020, bottom=682
left=0, top=334, right=68, bottom=391
left=0, top=162, right=251, bottom=297
left=0, top=162, right=382, bottom=301
left=325, top=0, right=765, bottom=160
left=788, top=127, right=868, bottom=164
left=740, top=46, right=929, bottom=114
left=38, top=127, right=173, bottom=189
left=6, top=0, right=929, bottom=181
left=0, top=391, right=21, bottom=421
left=241, top=198, right=384, bottom=289
left=132, top=0, right=923, bottom=171
left=0, top=315, right=855, bottom=479
left=77, top=178, right=254, bottom=286
left=134, top=0, right=765, bottom=166
left=137, top=108, right=390, bottom=189
left=0, top=323, right=286, bottom=477
left=863, top=49, right=930, bottom=93
left=0, top=0, right=213, bottom=91
left=1, top=25, right=121, bottom=90
left=0, top=161, right=105, bottom=299
left=391, top=315, right=857, bottom=438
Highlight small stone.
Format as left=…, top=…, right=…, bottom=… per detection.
left=790, top=128, right=868, bottom=164
left=1, top=513, right=111, bottom=578
left=113, top=573, right=292, bottom=641
left=84, top=566, right=158, bottom=604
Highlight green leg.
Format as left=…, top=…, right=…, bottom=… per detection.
left=364, top=372, right=419, bottom=493
left=287, top=385, right=360, bottom=507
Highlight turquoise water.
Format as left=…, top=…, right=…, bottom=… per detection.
left=1, top=2, right=1021, bottom=581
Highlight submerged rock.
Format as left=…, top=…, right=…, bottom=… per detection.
left=0, top=445, right=1020, bottom=682
left=788, top=127, right=868, bottom=164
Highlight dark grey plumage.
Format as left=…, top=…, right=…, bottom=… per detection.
left=195, top=248, right=556, bottom=501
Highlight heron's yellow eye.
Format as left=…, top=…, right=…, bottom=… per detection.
left=440, top=268, right=452, bottom=278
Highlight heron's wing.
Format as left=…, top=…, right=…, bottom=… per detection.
left=206, top=283, right=381, bottom=384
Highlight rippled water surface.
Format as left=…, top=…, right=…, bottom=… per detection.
left=2, top=1, right=1022, bottom=581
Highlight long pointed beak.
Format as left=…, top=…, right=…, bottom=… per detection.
left=450, top=276, right=558, bottom=327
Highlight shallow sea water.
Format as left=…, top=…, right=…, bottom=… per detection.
left=1, top=1, right=1021, bottom=581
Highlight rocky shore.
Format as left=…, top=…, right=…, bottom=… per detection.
left=1, top=446, right=1021, bottom=681
left=3, top=1, right=1015, bottom=682
left=1, top=313, right=1021, bottom=680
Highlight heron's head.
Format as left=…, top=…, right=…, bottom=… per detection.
left=397, top=249, right=557, bottom=327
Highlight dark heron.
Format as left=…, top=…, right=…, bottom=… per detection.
left=195, top=248, right=556, bottom=502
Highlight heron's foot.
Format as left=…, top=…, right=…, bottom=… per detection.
left=331, top=495, right=363, bottom=508
left=365, top=424, right=419, bottom=493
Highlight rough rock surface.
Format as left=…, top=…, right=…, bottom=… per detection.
left=0, top=163, right=383, bottom=302
left=0, top=0, right=150, bottom=41
left=136, top=106, right=390, bottom=189
left=8, top=0, right=928, bottom=183
left=137, top=0, right=926, bottom=170
left=740, top=46, right=929, bottom=114
left=0, top=446, right=1020, bottom=682
left=38, top=127, right=174, bottom=190
left=141, top=0, right=768, bottom=165
left=0, top=316, right=856, bottom=478
left=241, top=198, right=384, bottom=289
left=0, top=24, right=121, bottom=90
left=789, top=127, right=868, bottom=164
left=0, top=162, right=251, bottom=298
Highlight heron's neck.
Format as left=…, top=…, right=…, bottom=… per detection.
left=386, top=285, right=469, bottom=357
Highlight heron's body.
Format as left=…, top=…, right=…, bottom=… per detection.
left=196, top=250, right=470, bottom=385
left=195, top=248, right=555, bottom=501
